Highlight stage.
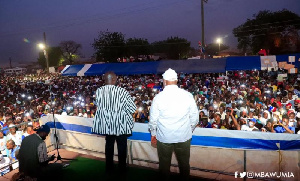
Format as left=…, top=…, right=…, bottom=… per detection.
left=1, top=149, right=213, bottom=181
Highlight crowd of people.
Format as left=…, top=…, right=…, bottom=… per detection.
left=0, top=68, right=299, bottom=174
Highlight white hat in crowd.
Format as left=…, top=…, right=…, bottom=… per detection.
left=9, top=124, right=15, bottom=128
left=162, top=68, right=177, bottom=81
left=296, top=112, right=300, bottom=119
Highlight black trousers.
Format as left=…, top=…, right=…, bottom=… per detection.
left=105, top=135, right=128, bottom=172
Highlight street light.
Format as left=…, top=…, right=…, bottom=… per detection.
left=216, top=38, right=222, bottom=54
left=38, top=43, right=45, bottom=50
left=38, top=43, right=49, bottom=73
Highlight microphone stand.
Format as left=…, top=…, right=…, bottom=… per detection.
left=50, top=94, right=75, bottom=163
left=52, top=106, right=62, bottom=162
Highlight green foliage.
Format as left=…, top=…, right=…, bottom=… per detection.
left=233, top=9, right=300, bottom=55
left=152, top=36, right=191, bottom=59
left=60, top=40, right=82, bottom=64
left=58, top=57, right=65, bottom=66
left=188, top=47, right=200, bottom=57
left=92, top=32, right=191, bottom=61
left=204, top=43, right=229, bottom=56
left=125, top=38, right=150, bottom=58
left=37, top=46, right=63, bottom=69
left=92, top=31, right=126, bottom=62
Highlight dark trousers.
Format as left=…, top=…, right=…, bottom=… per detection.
left=157, top=139, right=191, bottom=181
left=105, top=135, right=128, bottom=172
left=38, top=163, right=63, bottom=181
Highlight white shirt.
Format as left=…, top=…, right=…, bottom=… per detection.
left=149, top=85, right=199, bottom=143
left=199, top=109, right=208, bottom=116
left=241, top=125, right=256, bottom=131
left=61, top=112, right=67, bottom=116
left=0, top=137, right=6, bottom=152
left=259, top=118, right=268, bottom=126
left=6, top=131, right=23, bottom=146
left=220, top=112, right=226, bottom=120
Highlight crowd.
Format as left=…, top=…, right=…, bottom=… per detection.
left=0, top=68, right=299, bottom=173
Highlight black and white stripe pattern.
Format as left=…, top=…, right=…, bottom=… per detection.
left=92, top=85, right=137, bottom=135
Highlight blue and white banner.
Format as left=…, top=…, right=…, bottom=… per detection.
left=40, top=115, right=300, bottom=151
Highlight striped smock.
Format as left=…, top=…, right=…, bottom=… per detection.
left=92, top=85, right=137, bottom=135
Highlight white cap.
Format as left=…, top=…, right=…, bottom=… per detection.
left=296, top=112, right=300, bottom=119
left=162, top=68, right=177, bottom=81
left=9, top=124, right=15, bottom=128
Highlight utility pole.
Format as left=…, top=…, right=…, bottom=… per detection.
left=9, top=57, right=12, bottom=69
left=43, top=32, right=49, bottom=73
left=201, top=0, right=208, bottom=59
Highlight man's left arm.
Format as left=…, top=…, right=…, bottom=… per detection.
left=126, top=92, right=137, bottom=114
left=38, top=142, right=55, bottom=166
left=189, top=95, right=199, bottom=132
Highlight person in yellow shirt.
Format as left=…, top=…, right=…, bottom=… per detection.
left=272, top=84, right=277, bottom=92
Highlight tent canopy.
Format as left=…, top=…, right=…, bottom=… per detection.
left=62, top=59, right=226, bottom=76
left=157, top=59, right=226, bottom=74
left=61, top=65, right=85, bottom=76
left=226, top=56, right=261, bottom=71
left=61, top=53, right=300, bottom=76
left=84, top=61, right=159, bottom=76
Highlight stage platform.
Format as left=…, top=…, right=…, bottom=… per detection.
left=0, top=149, right=215, bottom=181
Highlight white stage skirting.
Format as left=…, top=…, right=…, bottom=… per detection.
left=40, top=115, right=300, bottom=180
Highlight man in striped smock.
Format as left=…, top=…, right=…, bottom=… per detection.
left=92, top=71, right=136, bottom=174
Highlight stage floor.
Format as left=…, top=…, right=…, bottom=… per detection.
left=1, top=149, right=213, bottom=181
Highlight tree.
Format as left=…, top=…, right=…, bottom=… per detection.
left=37, top=46, right=63, bottom=69
left=125, top=38, right=150, bottom=58
left=204, top=43, right=229, bottom=56
left=60, top=40, right=82, bottom=64
left=233, top=9, right=300, bottom=55
left=188, top=47, right=200, bottom=57
left=92, top=31, right=126, bottom=62
left=152, top=36, right=191, bottom=59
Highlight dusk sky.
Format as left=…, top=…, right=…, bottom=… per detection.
left=0, top=0, right=299, bottom=67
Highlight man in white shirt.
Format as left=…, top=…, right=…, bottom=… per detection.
left=6, top=124, right=23, bottom=146
left=0, top=131, right=6, bottom=155
left=241, top=118, right=258, bottom=131
left=149, top=68, right=199, bottom=181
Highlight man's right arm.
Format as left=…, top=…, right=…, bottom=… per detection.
left=189, top=95, right=199, bottom=132
left=149, top=97, right=159, bottom=137
left=149, top=97, right=159, bottom=148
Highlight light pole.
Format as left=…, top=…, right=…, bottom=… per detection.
left=216, top=38, right=222, bottom=55
left=38, top=43, right=49, bottom=73
left=201, top=0, right=208, bottom=59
